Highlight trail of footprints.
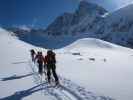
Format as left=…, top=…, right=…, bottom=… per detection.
left=29, top=61, right=115, bottom=100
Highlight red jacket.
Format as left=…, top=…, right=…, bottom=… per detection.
left=35, top=54, right=45, bottom=63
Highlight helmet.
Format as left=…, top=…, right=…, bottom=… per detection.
left=30, top=49, right=34, bottom=52
left=30, top=49, right=35, bottom=54
left=47, top=50, right=53, bottom=55
left=39, top=52, right=42, bottom=55
left=37, top=51, right=42, bottom=55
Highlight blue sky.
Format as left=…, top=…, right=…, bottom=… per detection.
left=0, top=0, right=133, bottom=28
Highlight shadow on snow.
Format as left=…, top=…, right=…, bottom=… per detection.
left=0, top=83, right=81, bottom=100
left=0, top=83, right=48, bottom=100
left=0, top=73, right=34, bottom=81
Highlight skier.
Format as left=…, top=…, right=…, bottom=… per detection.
left=35, top=51, right=45, bottom=75
left=30, top=49, right=36, bottom=63
left=44, top=50, right=59, bottom=85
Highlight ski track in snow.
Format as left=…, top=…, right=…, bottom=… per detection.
left=28, top=60, right=114, bottom=100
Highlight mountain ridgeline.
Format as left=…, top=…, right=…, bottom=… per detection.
left=5, top=1, right=133, bottom=49
left=44, top=1, right=107, bottom=36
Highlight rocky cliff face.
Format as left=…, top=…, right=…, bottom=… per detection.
left=44, top=1, right=107, bottom=36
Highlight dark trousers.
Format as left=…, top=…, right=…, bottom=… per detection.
left=38, top=62, right=43, bottom=75
left=47, top=64, right=58, bottom=83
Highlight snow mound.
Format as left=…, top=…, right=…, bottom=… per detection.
left=65, top=38, right=116, bottom=50
left=61, top=38, right=133, bottom=53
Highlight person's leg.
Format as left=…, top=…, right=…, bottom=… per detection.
left=47, top=65, right=51, bottom=83
left=38, top=63, right=43, bottom=75
left=52, top=64, right=59, bottom=83
left=44, top=64, right=47, bottom=80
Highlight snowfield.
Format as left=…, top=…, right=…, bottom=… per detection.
left=0, top=27, right=133, bottom=100
left=56, top=38, right=133, bottom=100
left=0, top=28, right=52, bottom=100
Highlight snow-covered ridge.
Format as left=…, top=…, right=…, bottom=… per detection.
left=106, top=4, right=133, bottom=21
left=103, top=4, right=133, bottom=26
left=65, top=38, right=114, bottom=49
left=62, top=37, right=133, bottom=53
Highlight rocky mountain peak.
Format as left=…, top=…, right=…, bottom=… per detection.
left=76, top=1, right=107, bottom=16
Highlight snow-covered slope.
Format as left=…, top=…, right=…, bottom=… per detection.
left=57, top=38, right=133, bottom=100
left=0, top=28, right=52, bottom=100
left=64, top=38, right=115, bottom=50
left=1, top=27, right=133, bottom=100
left=0, top=28, right=115, bottom=100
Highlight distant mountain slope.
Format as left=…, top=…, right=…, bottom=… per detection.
left=44, top=1, right=107, bottom=36
left=44, top=2, right=133, bottom=48
left=4, top=2, right=133, bottom=49
left=95, top=4, right=133, bottom=48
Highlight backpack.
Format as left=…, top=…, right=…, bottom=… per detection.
left=30, top=49, right=35, bottom=56
left=36, top=54, right=44, bottom=64
left=46, top=51, right=56, bottom=64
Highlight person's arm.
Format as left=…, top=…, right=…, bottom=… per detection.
left=35, top=55, right=38, bottom=61
left=44, top=56, right=47, bottom=64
